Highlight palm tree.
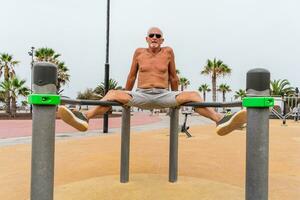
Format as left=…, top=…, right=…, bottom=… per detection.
left=0, top=53, right=20, bottom=114
left=177, top=69, right=193, bottom=91
left=0, top=78, right=30, bottom=117
left=0, top=91, right=5, bottom=103
left=179, top=77, right=190, bottom=91
left=76, top=88, right=100, bottom=110
left=34, top=47, right=61, bottom=63
left=94, top=79, right=123, bottom=98
left=218, top=84, right=231, bottom=111
left=57, top=62, right=70, bottom=94
left=234, top=89, right=247, bottom=100
left=201, top=58, right=231, bottom=102
left=270, top=79, right=294, bottom=96
left=198, top=84, right=211, bottom=101
left=234, top=89, right=246, bottom=109
left=34, top=48, right=70, bottom=94
left=218, top=84, right=232, bottom=102
left=77, top=88, right=99, bottom=100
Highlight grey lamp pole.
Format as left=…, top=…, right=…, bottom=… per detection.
left=295, top=87, right=299, bottom=121
left=103, top=0, right=110, bottom=133
left=28, top=46, right=35, bottom=114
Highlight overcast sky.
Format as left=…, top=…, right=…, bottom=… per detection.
left=1, top=0, right=299, bottom=101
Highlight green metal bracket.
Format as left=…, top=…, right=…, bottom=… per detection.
left=242, top=97, right=274, bottom=108
left=28, top=94, right=61, bottom=105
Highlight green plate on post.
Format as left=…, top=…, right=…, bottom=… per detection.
left=242, top=97, right=274, bottom=108
left=28, top=94, right=61, bottom=105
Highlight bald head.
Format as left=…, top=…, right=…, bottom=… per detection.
left=147, top=27, right=163, bottom=37
left=146, top=27, right=164, bottom=49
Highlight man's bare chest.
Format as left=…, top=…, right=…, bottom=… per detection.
left=137, top=53, right=170, bottom=72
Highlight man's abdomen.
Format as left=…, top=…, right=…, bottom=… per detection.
left=137, top=73, right=169, bottom=89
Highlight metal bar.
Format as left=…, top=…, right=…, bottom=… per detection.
left=105, top=0, right=110, bottom=63
left=271, top=108, right=283, bottom=119
left=31, top=105, right=56, bottom=200
left=61, top=97, right=241, bottom=108
left=29, top=46, right=35, bottom=114
left=120, top=107, right=131, bottom=183
left=103, top=0, right=111, bottom=133
left=246, top=108, right=269, bottom=200
left=31, top=62, right=57, bottom=200
left=169, top=108, right=179, bottom=182
left=61, top=98, right=121, bottom=106
left=246, top=68, right=270, bottom=200
left=103, top=64, right=110, bottom=133
left=184, top=101, right=242, bottom=107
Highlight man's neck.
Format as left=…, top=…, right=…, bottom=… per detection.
left=148, top=47, right=162, bottom=54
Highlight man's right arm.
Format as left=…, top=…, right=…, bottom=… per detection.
left=125, top=49, right=140, bottom=91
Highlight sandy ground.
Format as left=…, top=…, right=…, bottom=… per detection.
left=0, top=119, right=299, bottom=200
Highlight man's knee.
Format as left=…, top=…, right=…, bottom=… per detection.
left=181, top=91, right=201, bottom=99
left=176, top=91, right=202, bottom=104
left=104, top=90, right=131, bottom=103
left=188, top=91, right=201, bottom=99
left=105, top=90, right=118, bottom=98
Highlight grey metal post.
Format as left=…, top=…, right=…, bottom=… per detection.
left=246, top=68, right=270, bottom=200
left=103, top=0, right=111, bottom=133
left=31, top=62, right=57, bottom=200
left=169, top=108, right=179, bottom=182
left=295, top=87, right=299, bottom=121
left=120, top=107, right=131, bottom=183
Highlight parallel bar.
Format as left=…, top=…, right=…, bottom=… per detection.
left=120, top=107, right=131, bottom=183
left=184, top=101, right=242, bottom=107
left=169, top=108, right=179, bottom=182
left=61, top=98, right=121, bottom=106
left=61, top=97, right=241, bottom=108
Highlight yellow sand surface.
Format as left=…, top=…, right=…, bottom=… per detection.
left=0, top=120, right=299, bottom=200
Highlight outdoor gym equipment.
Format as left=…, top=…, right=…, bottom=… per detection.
left=180, top=112, right=192, bottom=137
left=28, top=62, right=274, bottom=200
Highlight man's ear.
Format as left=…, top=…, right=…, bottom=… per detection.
left=161, top=38, right=165, bottom=43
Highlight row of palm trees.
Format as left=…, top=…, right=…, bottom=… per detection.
left=197, top=79, right=296, bottom=103
left=198, top=83, right=233, bottom=102
left=178, top=58, right=297, bottom=103
left=0, top=51, right=297, bottom=116
left=0, top=48, right=70, bottom=117
left=0, top=54, right=30, bottom=116
left=177, top=58, right=244, bottom=102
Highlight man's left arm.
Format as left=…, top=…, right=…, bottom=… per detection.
left=168, top=48, right=179, bottom=91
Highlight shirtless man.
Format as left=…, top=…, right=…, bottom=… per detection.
left=58, top=27, right=246, bottom=136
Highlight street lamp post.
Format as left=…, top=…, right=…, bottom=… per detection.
left=28, top=46, right=35, bottom=114
left=103, top=0, right=110, bottom=133
left=295, top=87, right=299, bottom=121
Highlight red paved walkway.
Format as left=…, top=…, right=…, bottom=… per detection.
left=0, top=112, right=161, bottom=139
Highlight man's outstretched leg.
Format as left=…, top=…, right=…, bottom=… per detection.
left=176, top=91, right=247, bottom=136
left=58, top=90, right=132, bottom=131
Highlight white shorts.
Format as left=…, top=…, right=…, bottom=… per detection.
left=125, top=88, right=181, bottom=109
